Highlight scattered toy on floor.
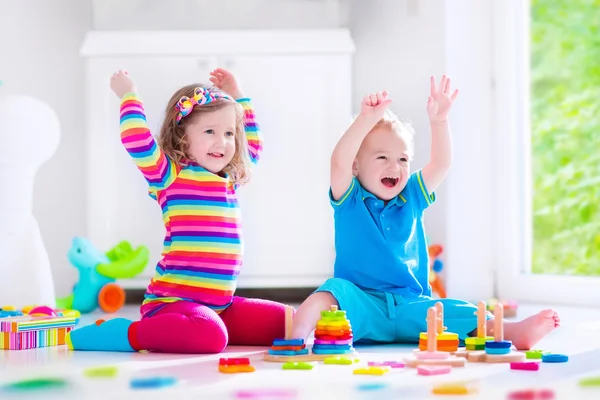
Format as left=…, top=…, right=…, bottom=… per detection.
left=466, top=303, right=525, bottom=363
left=55, top=237, right=149, bottom=314
left=510, top=362, right=540, bottom=371
left=0, top=312, right=78, bottom=350
left=130, top=376, right=177, bottom=389
left=219, top=357, right=255, bottom=373
left=404, top=306, right=466, bottom=368
left=282, top=361, right=315, bottom=370
left=264, top=305, right=358, bottom=362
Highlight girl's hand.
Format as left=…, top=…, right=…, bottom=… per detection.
left=110, top=70, right=137, bottom=98
left=359, top=90, right=393, bottom=122
left=427, top=75, right=459, bottom=122
left=209, top=68, right=244, bottom=99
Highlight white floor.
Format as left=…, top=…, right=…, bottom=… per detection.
left=1, top=303, right=600, bottom=399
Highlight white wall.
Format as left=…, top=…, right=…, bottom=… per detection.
left=0, top=0, right=92, bottom=297
left=91, top=0, right=345, bottom=30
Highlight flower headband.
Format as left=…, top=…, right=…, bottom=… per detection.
left=176, top=87, right=232, bottom=124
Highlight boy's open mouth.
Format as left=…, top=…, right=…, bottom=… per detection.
left=381, top=177, right=399, bottom=188
left=208, top=152, right=224, bottom=158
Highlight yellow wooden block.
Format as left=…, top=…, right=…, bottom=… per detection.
left=419, top=332, right=459, bottom=341
left=432, top=383, right=476, bottom=395
left=353, top=366, right=390, bottom=375
left=316, top=319, right=348, bottom=327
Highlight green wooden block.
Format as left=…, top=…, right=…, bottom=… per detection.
left=282, top=362, right=315, bottom=370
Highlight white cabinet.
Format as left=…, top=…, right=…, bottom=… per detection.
left=80, top=30, right=354, bottom=289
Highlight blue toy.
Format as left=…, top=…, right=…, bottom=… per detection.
left=55, top=237, right=149, bottom=314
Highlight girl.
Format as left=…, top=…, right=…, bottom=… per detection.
left=67, top=68, right=288, bottom=353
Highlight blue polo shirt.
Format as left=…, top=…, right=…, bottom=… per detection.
left=330, top=170, right=436, bottom=297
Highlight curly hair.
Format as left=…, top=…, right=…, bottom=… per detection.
left=158, top=83, right=251, bottom=186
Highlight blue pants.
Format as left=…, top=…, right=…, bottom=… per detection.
left=315, top=278, right=482, bottom=344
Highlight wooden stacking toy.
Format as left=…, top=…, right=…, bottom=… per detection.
left=466, top=303, right=525, bottom=363
left=264, top=305, right=358, bottom=362
left=418, top=302, right=459, bottom=352
left=404, top=306, right=465, bottom=368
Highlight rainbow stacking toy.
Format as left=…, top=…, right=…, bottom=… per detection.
left=264, top=305, right=358, bottom=362
left=312, top=305, right=354, bottom=355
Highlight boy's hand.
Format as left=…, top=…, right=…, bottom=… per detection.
left=427, top=75, right=459, bottom=122
left=110, top=70, right=137, bottom=98
left=209, top=68, right=244, bottom=99
left=360, top=91, right=392, bottom=122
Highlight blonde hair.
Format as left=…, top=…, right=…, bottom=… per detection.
left=158, top=83, right=251, bottom=186
left=371, top=109, right=416, bottom=159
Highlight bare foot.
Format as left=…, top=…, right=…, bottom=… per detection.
left=494, top=309, right=560, bottom=350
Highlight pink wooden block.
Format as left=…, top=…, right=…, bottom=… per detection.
left=416, top=351, right=449, bottom=360
left=313, top=339, right=353, bottom=346
left=510, top=361, right=540, bottom=371
left=368, top=361, right=404, bottom=368
left=417, top=365, right=452, bottom=376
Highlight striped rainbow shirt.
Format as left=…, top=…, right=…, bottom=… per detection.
left=119, top=93, right=262, bottom=317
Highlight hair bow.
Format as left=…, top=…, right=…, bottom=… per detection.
left=175, top=87, right=232, bottom=124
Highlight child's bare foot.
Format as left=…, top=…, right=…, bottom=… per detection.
left=493, top=309, right=560, bottom=350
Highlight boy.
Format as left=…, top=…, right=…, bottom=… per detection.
left=292, top=76, right=559, bottom=349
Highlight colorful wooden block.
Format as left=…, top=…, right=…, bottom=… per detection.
left=579, top=376, right=600, bottom=387
left=367, top=361, right=404, bottom=368
left=323, top=356, right=359, bottom=365
left=417, top=365, right=451, bottom=376
left=314, top=339, right=352, bottom=345
left=485, top=340, right=512, bottom=349
left=485, top=347, right=511, bottom=355
left=510, top=361, right=540, bottom=371
left=353, top=366, right=390, bottom=375
left=525, top=350, right=548, bottom=359
left=218, top=364, right=255, bottom=373
left=465, top=336, right=494, bottom=346
left=507, top=388, right=554, bottom=399
left=268, top=348, right=309, bottom=356
left=418, top=339, right=459, bottom=352
left=541, top=353, right=568, bottom=363
left=272, top=338, right=304, bottom=347
left=282, top=361, right=315, bottom=370
left=432, top=383, right=476, bottom=395
left=219, top=358, right=250, bottom=366
left=270, top=345, right=306, bottom=351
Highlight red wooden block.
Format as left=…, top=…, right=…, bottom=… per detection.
left=219, top=357, right=250, bottom=366
left=271, top=345, right=306, bottom=351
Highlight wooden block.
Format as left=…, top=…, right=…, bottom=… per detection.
left=417, top=365, right=452, bottom=376
left=468, top=351, right=526, bottom=363
left=466, top=351, right=488, bottom=362
left=264, top=349, right=359, bottom=363
left=404, top=355, right=466, bottom=368
left=419, top=332, right=459, bottom=341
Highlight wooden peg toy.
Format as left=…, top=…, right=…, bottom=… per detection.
left=459, top=301, right=494, bottom=356
left=417, top=302, right=459, bottom=352
left=466, top=303, right=525, bottom=363
left=404, top=306, right=465, bottom=368
left=264, top=304, right=358, bottom=362
left=284, top=305, right=293, bottom=340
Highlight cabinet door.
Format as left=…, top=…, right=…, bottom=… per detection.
left=217, top=55, right=352, bottom=287
left=85, top=56, right=217, bottom=280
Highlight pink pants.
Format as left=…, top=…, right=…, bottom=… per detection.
left=129, top=297, right=288, bottom=354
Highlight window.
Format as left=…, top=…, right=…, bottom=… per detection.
left=493, top=0, right=600, bottom=305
